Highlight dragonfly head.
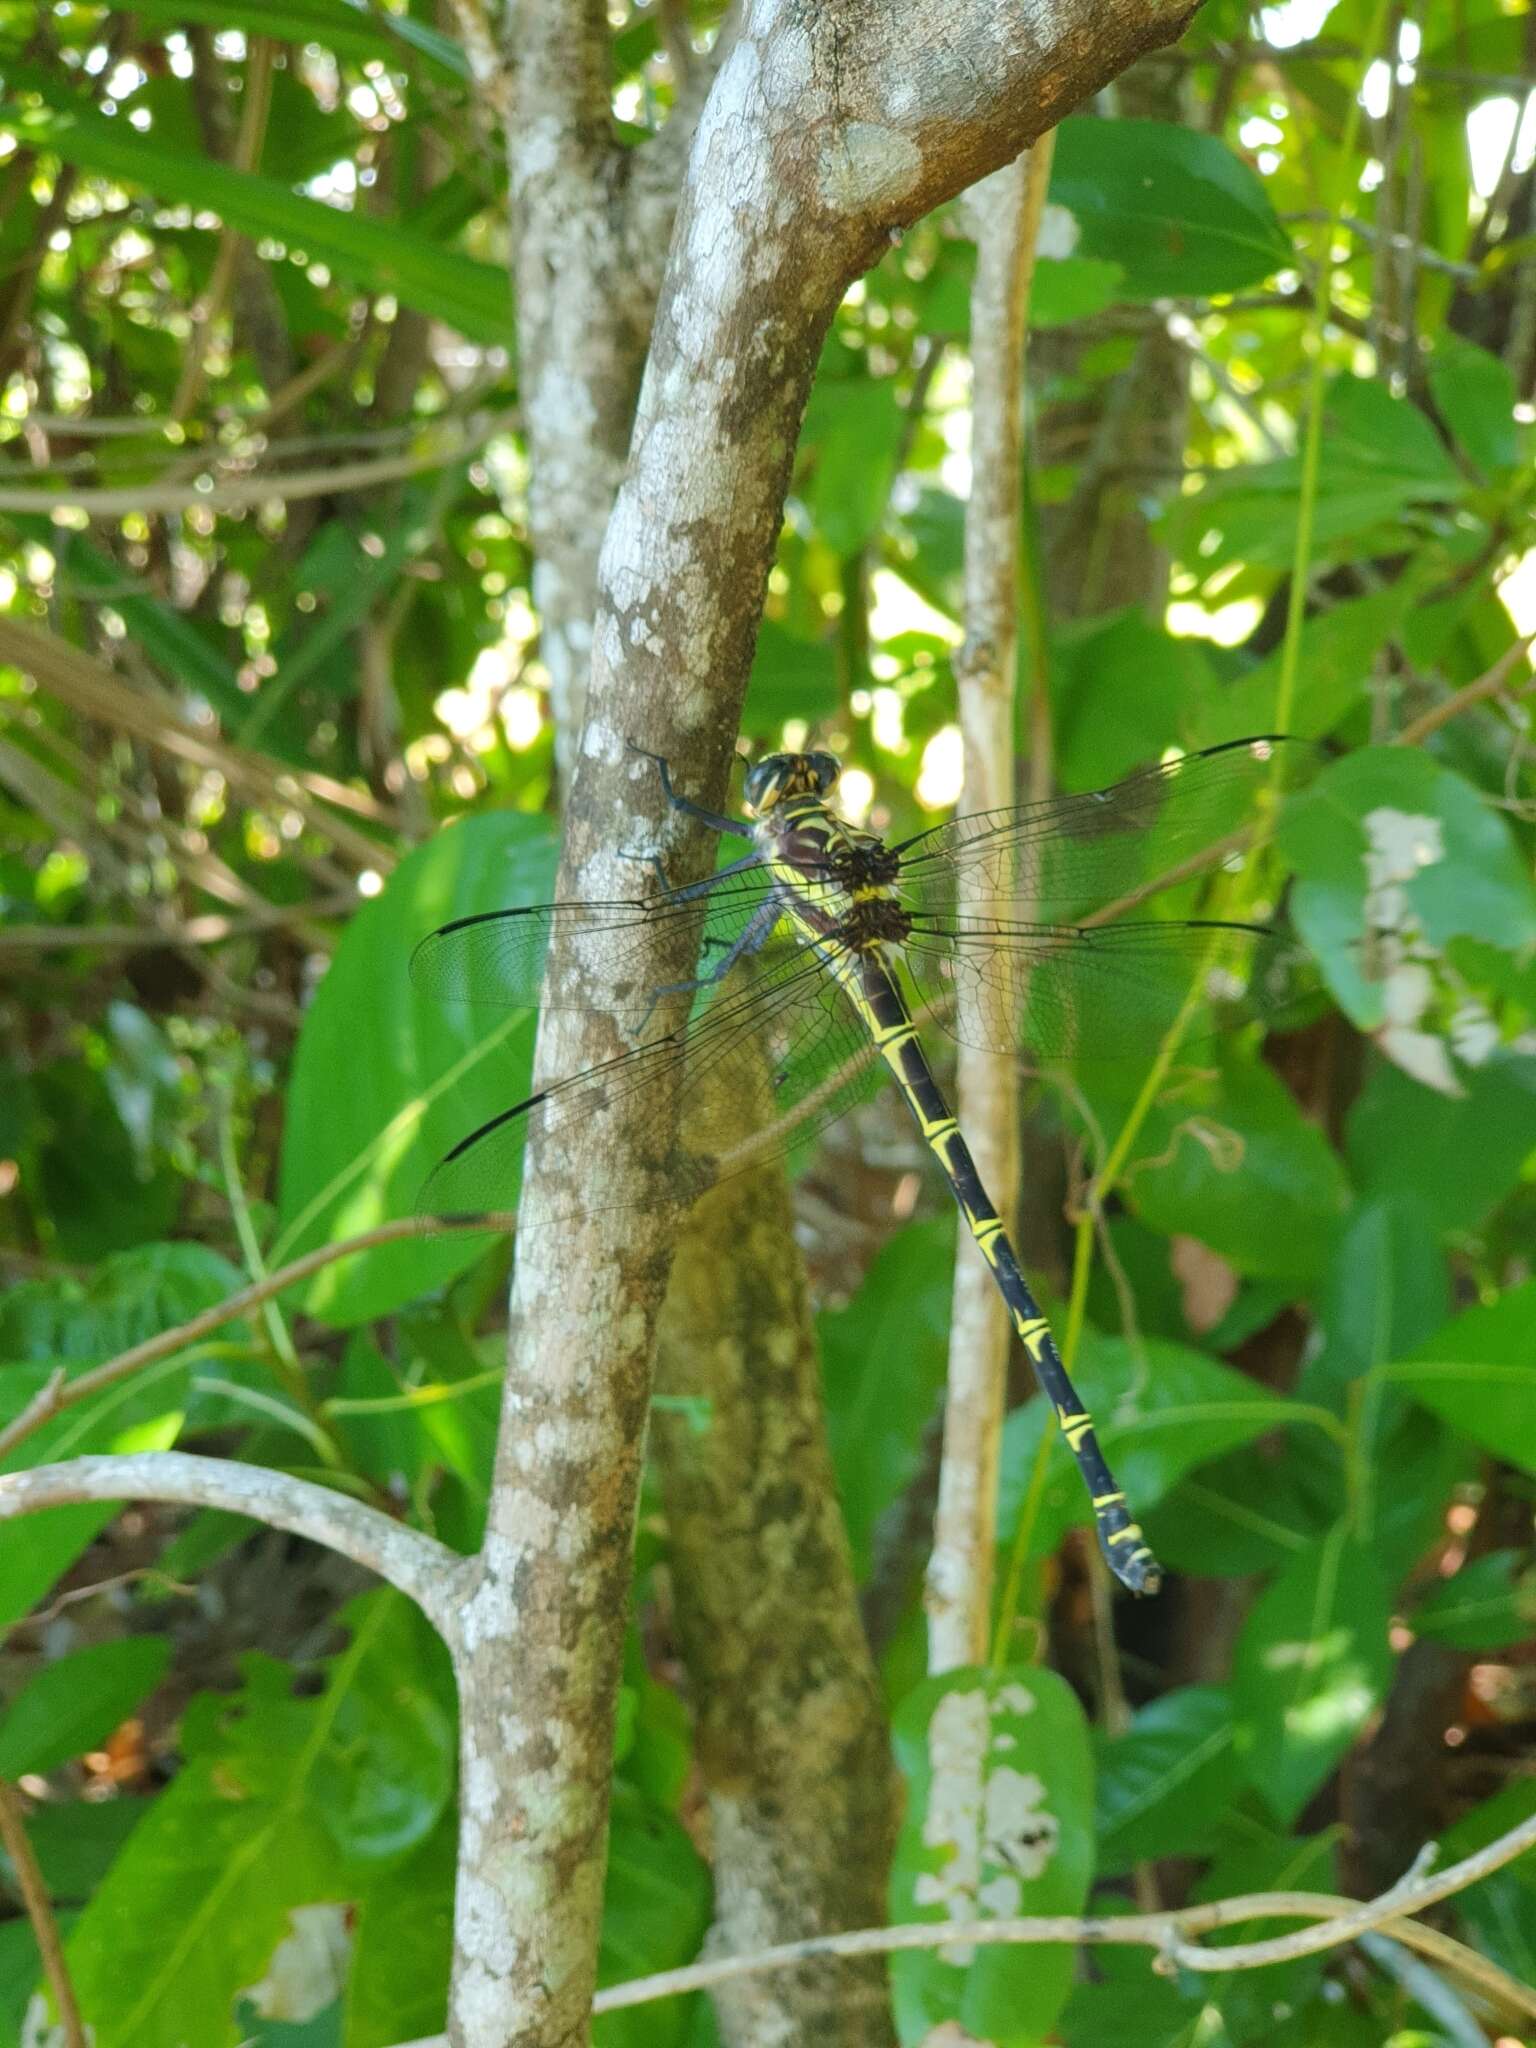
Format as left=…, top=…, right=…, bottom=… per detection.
left=743, top=750, right=841, bottom=815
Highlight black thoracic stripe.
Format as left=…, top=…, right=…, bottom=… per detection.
left=845, top=946, right=1161, bottom=1595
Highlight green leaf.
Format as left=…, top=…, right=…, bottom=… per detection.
left=1095, top=1686, right=1243, bottom=1875
left=822, top=1221, right=953, bottom=1578
left=1048, top=117, right=1293, bottom=298
left=1030, top=255, right=1126, bottom=328
left=344, top=1816, right=456, bottom=2048
left=1096, top=1047, right=1353, bottom=1286
left=0, top=1637, right=170, bottom=1779
left=7, top=1798, right=145, bottom=1905
left=1051, top=610, right=1218, bottom=788
left=743, top=618, right=841, bottom=730
left=5, top=97, right=509, bottom=346
left=275, top=813, right=555, bottom=1325
left=596, top=1781, right=712, bottom=2048
left=1301, top=1195, right=1448, bottom=1402
left=803, top=376, right=904, bottom=556
left=62, top=1697, right=341, bottom=2045
left=0, top=1242, right=246, bottom=1362
left=1412, top=1551, right=1536, bottom=1652
left=1346, top=1054, right=1536, bottom=1234
left=1188, top=1812, right=1340, bottom=2031
left=61, top=1594, right=421, bottom=2046
left=311, top=1595, right=455, bottom=1866
left=889, top=1664, right=1093, bottom=2047
left=1429, top=335, right=1520, bottom=478
left=1165, top=377, right=1468, bottom=578
left=997, top=1330, right=1309, bottom=1572
left=1198, top=587, right=1412, bottom=747
left=1384, top=1280, right=1536, bottom=1474
left=1232, top=1525, right=1394, bottom=1824
left=1144, top=1433, right=1339, bottom=1579
left=1280, top=748, right=1536, bottom=1042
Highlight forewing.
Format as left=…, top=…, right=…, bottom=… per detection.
left=409, top=868, right=785, bottom=1013
left=900, top=917, right=1295, bottom=1062
left=418, top=931, right=883, bottom=1225
left=893, top=736, right=1294, bottom=923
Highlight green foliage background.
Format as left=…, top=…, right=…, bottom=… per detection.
left=2, top=0, right=1535, bottom=2043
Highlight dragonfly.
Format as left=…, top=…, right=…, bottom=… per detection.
left=412, top=734, right=1301, bottom=1595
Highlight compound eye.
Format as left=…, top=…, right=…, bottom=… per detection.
left=809, top=752, right=841, bottom=793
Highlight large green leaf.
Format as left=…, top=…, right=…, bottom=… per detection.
left=1232, top=1525, right=1394, bottom=1824
left=996, top=1330, right=1310, bottom=1573
left=1048, top=117, right=1293, bottom=298
left=1088, top=1047, right=1353, bottom=1285
left=59, top=1595, right=437, bottom=2047
left=596, top=1781, right=712, bottom=2048
left=1094, top=1685, right=1243, bottom=1875
left=1345, top=1054, right=1536, bottom=1234
left=821, top=1220, right=953, bottom=1578
left=1197, top=587, right=1412, bottom=748
left=1411, top=1550, right=1536, bottom=1652
left=344, top=1817, right=457, bottom=2048
left=1301, top=1195, right=1448, bottom=1402
left=311, top=1595, right=455, bottom=1866
left=0, top=1637, right=170, bottom=1779
left=4, top=97, right=508, bottom=346
left=1384, top=1280, right=1536, bottom=1473
left=275, top=813, right=555, bottom=1324
left=0, top=1242, right=246, bottom=1362
left=803, top=375, right=905, bottom=556
left=889, top=1664, right=1093, bottom=2047
left=1164, top=376, right=1469, bottom=579
left=1280, top=748, right=1536, bottom=1048
left=1429, top=334, right=1521, bottom=478
left=0, top=1242, right=253, bottom=1629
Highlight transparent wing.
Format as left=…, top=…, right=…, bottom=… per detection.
left=418, top=934, right=883, bottom=1225
left=899, top=916, right=1297, bottom=1062
left=409, top=866, right=786, bottom=1014
left=892, top=736, right=1298, bottom=923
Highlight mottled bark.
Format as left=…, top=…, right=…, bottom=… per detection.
left=653, top=1102, right=899, bottom=2048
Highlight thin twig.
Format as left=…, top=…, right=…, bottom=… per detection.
left=0, top=1215, right=516, bottom=1465
left=0, top=414, right=510, bottom=515
left=0, top=1780, right=87, bottom=2048
left=580, top=1814, right=1536, bottom=2017
left=1396, top=631, right=1536, bottom=746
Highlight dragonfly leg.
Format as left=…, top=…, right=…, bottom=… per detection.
left=618, top=845, right=765, bottom=904
left=626, top=740, right=751, bottom=839
left=627, top=895, right=783, bottom=1039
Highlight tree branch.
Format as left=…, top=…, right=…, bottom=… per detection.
left=0, top=1454, right=471, bottom=1638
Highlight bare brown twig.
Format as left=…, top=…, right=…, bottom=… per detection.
left=0, top=1780, right=87, bottom=2048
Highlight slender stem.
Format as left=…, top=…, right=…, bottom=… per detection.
left=1272, top=0, right=1393, bottom=740
left=0, top=1780, right=87, bottom=2048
